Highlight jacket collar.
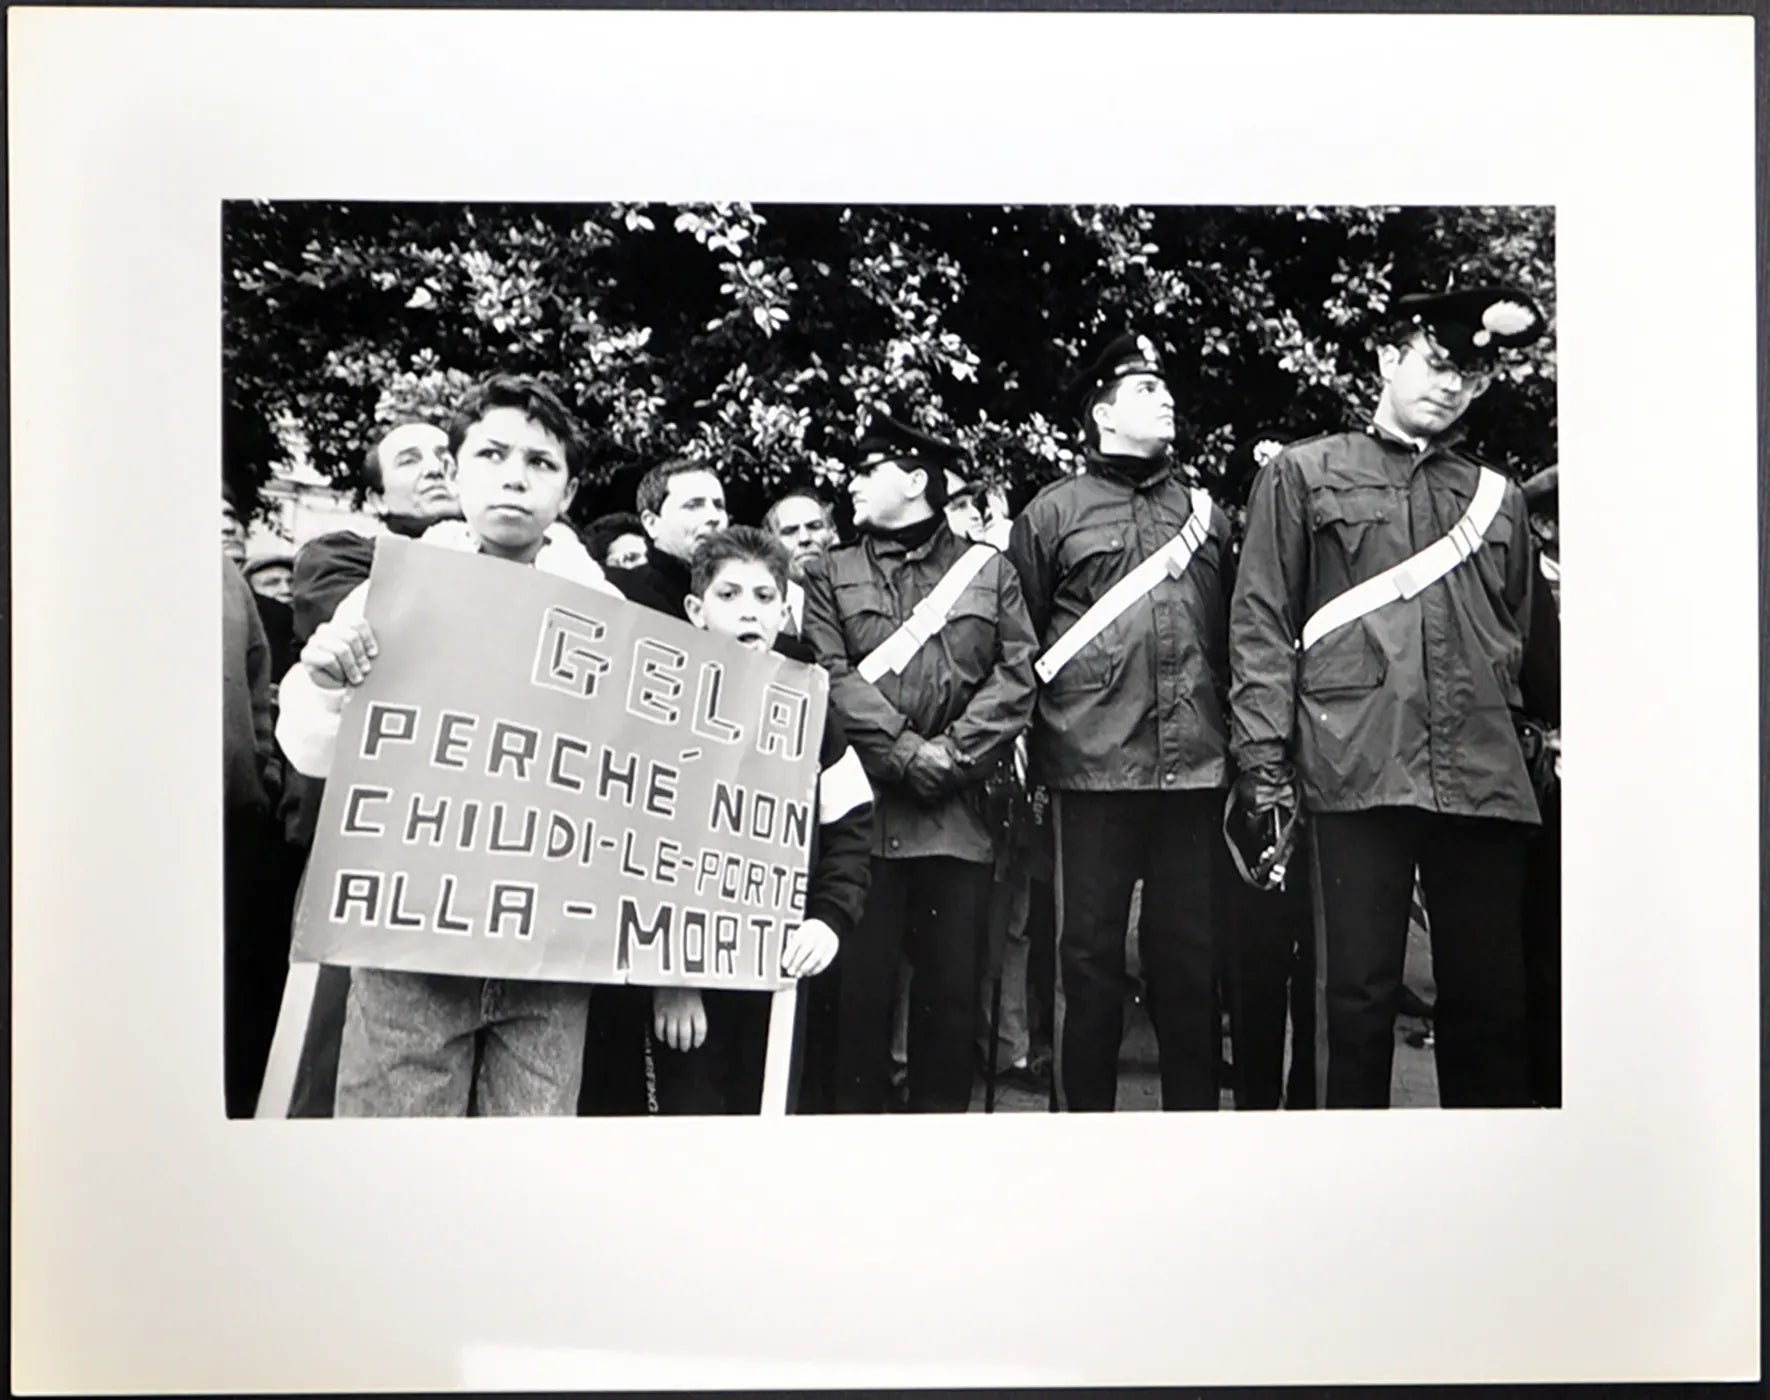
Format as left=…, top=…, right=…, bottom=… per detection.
left=863, top=514, right=950, bottom=562
left=1085, top=448, right=1176, bottom=491
left=646, top=544, right=694, bottom=588
left=1365, top=419, right=1469, bottom=457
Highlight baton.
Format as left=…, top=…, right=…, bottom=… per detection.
left=1260, top=810, right=1289, bottom=890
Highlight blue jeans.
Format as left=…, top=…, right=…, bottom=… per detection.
left=336, top=969, right=589, bottom=1116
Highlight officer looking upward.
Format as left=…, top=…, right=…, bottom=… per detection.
left=1007, top=332, right=1234, bottom=1112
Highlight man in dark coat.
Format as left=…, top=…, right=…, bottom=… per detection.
left=1229, top=285, right=1555, bottom=1109
left=273, top=419, right=459, bottom=1116
left=801, top=413, right=1037, bottom=1112
left=1007, top=333, right=1234, bottom=1112
left=288, top=421, right=459, bottom=645
left=584, top=457, right=730, bottom=1112
left=603, top=458, right=730, bottom=620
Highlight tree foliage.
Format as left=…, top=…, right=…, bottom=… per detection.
left=222, top=201, right=1555, bottom=527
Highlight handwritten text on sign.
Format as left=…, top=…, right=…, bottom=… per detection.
left=290, top=537, right=827, bottom=991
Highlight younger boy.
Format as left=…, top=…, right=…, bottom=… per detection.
left=647, top=526, right=874, bottom=1114
left=276, top=373, right=619, bottom=1116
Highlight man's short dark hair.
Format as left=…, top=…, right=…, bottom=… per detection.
left=1080, top=379, right=1129, bottom=452
left=446, top=375, right=585, bottom=480
left=637, top=458, right=721, bottom=518
left=360, top=419, right=441, bottom=495
left=691, top=525, right=790, bottom=597
left=763, top=489, right=831, bottom=535
left=584, top=511, right=646, bottom=567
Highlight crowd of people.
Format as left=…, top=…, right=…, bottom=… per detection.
left=222, top=281, right=1562, bottom=1119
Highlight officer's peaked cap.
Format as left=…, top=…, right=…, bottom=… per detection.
left=1068, top=330, right=1169, bottom=412
left=1388, top=285, right=1547, bottom=369
left=855, top=413, right=966, bottom=505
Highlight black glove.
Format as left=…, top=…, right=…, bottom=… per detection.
left=1516, top=719, right=1560, bottom=804
left=903, top=739, right=961, bottom=804
left=1233, top=763, right=1296, bottom=837
left=1226, top=763, right=1300, bottom=892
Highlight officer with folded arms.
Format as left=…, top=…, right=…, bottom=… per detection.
left=1007, top=332, right=1234, bottom=1112
left=800, top=412, right=1037, bottom=1113
left=1229, top=285, right=1552, bottom=1109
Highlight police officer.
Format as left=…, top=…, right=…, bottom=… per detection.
left=1007, top=333, right=1234, bottom=1112
left=800, top=413, right=1037, bottom=1113
left=1229, top=285, right=1552, bottom=1109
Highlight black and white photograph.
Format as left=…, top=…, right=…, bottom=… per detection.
left=10, top=9, right=1758, bottom=1394
left=222, top=199, right=1562, bottom=1120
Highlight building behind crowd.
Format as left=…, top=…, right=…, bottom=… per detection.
left=245, top=445, right=379, bottom=560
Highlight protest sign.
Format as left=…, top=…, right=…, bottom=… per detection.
left=290, top=537, right=826, bottom=992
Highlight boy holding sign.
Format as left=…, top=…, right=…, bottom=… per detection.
left=277, top=374, right=620, bottom=1115
left=647, top=526, right=875, bottom=1114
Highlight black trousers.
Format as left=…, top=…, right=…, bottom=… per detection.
left=1310, top=808, right=1533, bottom=1109
left=288, top=965, right=350, bottom=1116
left=223, top=814, right=296, bottom=1118
left=1025, top=875, right=1057, bottom=1055
left=1521, top=785, right=1562, bottom=1107
left=1053, top=790, right=1219, bottom=1112
left=577, top=985, right=654, bottom=1115
left=829, top=856, right=989, bottom=1113
left=1216, top=836, right=1315, bottom=1110
left=647, top=988, right=770, bottom=1115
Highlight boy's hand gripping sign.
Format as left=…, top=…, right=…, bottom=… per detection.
left=291, top=538, right=826, bottom=992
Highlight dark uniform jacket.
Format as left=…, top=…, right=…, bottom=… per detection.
left=1006, top=452, right=1233, bottom=793
left=1229, top=423, right=1543, bottom=824
left=801, top=521, right=1037, bottom=865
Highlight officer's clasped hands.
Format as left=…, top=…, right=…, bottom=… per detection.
left=903, top=737, right=964, bottom=804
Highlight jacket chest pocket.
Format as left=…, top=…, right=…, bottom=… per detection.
left=1058, top=523, right=1129, bottom=591
left=1300, top=623, right=1388, bottom=697
left=1309, top=487, right=1394, bottom=566
left=833, top=578, right=899, bottom=660
left=937, top=586, right=999, bottom=686
left=1046, top=526, right=1128, bottom=693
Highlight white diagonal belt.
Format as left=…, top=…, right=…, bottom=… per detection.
left=856, top=542, right=998, bottom=683
left=1299, top=467, right=1507, bottom=651
left=1034, top=487, right=1213, bottom=685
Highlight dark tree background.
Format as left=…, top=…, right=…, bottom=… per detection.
left=222, top=202, right=1555, bottom=529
